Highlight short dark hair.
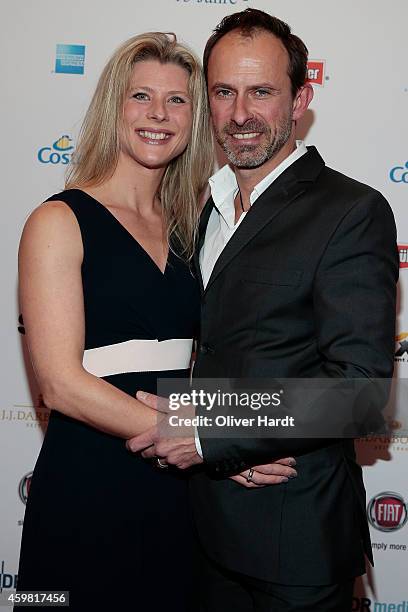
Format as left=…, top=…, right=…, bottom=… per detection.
left=203, top=8, right=308, bottom=98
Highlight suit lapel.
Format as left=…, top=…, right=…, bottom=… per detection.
left=204, top=146, right=325, bottom=294
left=193, top=197, right=214, bottom=295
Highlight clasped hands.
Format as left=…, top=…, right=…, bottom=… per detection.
left=127, top=391, right=297, bottom=489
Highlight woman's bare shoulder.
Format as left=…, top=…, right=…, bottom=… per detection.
left=25, top=198, right=78, bottom=227
left=20, top=199, right=82, bottom=255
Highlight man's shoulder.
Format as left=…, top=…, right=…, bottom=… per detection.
left=321, top=164, right=378, bottom=195
left=315, top=162, right=390, bottom=218
left=301, top=146, right=381, bottom=200
left=289, top=147, right=393, bottom=228
left=316, top=155, right=386, bottom=202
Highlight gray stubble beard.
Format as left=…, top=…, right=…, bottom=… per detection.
left=215, top=115, right=293, bottom=169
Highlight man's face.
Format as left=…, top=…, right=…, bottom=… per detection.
left=207, top=30, right=298, bottom=169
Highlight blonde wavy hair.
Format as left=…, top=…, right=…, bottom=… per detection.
left=65, top=32, right=214, bottom=259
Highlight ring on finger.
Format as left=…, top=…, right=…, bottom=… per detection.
left=156, top=457, right=169, bottom=469
left=246, top=468, right=255, bottom=483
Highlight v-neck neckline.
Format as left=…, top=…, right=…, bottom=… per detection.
left=73, top=189, right=170, bottom=275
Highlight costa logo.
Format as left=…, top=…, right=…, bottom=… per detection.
left=390, top=161, right=408, bottom=183
left=398, top=245, right=408, bottom=268
left=18, top=471, right=33, bottom=504
left=37, top=135, right=74, bottom=165
left=306, top=60, right=325, bottom=86
left=367, top=492, right=408, bottom=532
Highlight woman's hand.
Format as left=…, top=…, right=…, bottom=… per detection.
left=229, top=457, right=297, bottom=488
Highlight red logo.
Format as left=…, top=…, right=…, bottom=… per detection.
left=306, top=60, right=325, bottom=86
left=398, top=244, right=408, bottom=268
left=367, top=492, right=408, bottom=532
left=18, top=472, right=33, bottom=505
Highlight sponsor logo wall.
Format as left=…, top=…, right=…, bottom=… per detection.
left=390, top=163, right=408, bottom=184
left=55, top=44, right=86, bottom=75
left=18, top=473, right=32, bottom=506
left=352, top=598, right=408, bottom=611
left=37, top=135, right=74, bottom=165
left=367, top=492, right=408, bottom=533
left=175, top=0, right=250, bottom=4
left=398, top=246, right=408, bottom=269
left=1, top=1, right=408, bottom=610
left=306, top=60, right=326, bottom=86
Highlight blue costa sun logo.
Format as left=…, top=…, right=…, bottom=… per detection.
left=37, top=135, right=74, bottom=165
left=389, top=161, right=408, bottom=183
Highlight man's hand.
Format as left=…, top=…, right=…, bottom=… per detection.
left=127, top=391, right=203, bottom=470
left=229, top=457, right=297, bottom=488
left=127, top=391, right=298, bottom=481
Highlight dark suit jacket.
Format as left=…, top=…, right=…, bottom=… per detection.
left=189, top=146, right=399, bottom=585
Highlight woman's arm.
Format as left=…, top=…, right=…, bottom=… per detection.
left=19, top=200, right=159, bottom=438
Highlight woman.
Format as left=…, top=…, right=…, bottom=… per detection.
left=17, top=32, right=296, bottom=610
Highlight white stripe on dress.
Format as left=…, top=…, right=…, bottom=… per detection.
left=83, top=338, right=193, bottom=377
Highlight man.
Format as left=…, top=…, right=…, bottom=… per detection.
left=129, top=9, right=398, bottom=610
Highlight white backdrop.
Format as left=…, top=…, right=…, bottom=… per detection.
left=1, top=1, right=407, bottom=609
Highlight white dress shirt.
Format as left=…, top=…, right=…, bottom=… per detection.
left=195, top=141, right=308, bottom=457
left=200, top=140, right=307, bottom=288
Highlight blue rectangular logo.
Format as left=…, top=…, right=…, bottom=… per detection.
left=55, top=44, right=85, bottom=75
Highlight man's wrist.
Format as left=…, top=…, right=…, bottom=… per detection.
left=194, top=425, right=203, bottom=458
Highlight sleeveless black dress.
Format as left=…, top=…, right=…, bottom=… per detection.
left=16, top=189, right=200, bottom=611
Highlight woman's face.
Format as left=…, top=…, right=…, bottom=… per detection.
left=121, top=59, right=193, bottom=170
